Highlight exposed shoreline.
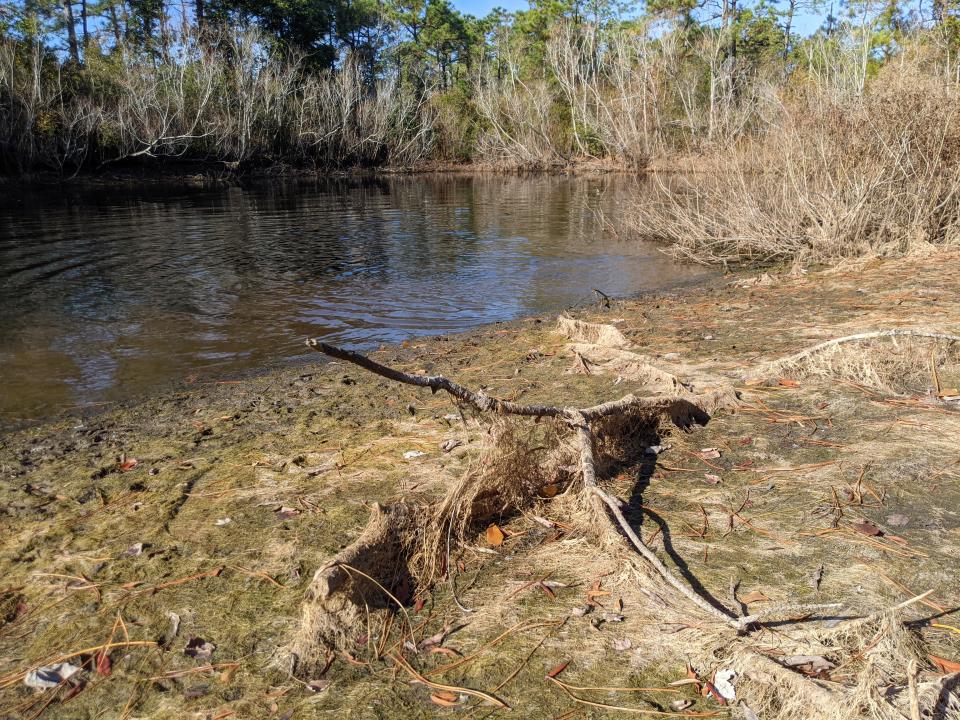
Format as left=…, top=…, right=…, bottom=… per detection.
left=2, top=250, right=959, bottom=718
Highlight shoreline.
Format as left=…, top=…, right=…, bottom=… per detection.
left=2, top=251, right=958, bottom=718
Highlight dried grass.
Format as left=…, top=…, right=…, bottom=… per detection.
left=629, top=68, right=960, bottom=267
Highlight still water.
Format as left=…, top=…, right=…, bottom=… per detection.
left=0, top=174, right=707, bottom=424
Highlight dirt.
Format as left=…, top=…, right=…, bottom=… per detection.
left=2, top=251, right=960, bottom=719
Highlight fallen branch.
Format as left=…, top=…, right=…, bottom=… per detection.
left=305, top=340, right=745, bottom=629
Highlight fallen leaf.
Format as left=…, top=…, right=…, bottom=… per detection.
left=697, top=448, right=721, bottom=460
left=701, top=680, right=727, bottom=705
left=670, top=700, right=694, bottom=711
left=307, top=679, right=330, bottom=693
left=779, top=378, right=801, bottom=387
left=413, top=596, right=426, bottom=614
left=214, top=518, right=232, bottom=526
left=886, top=513, right=909, bottom=527
left=537, top=582, right=556, bottom=600
left=929, top=654, right=960, bottom=674
left=95, top=652, right=112, bottom=677
left=219, top=665, right=239, bottom=683
left=541, top=484, right=559, bottom=498
left=430, top=691, right=459, bottom=707
left=485, top=524, right=505, bottom=547
left=276, top=506, right=301, bottom=520
left=547, top=661, right=569, bottom=678
left=403, top=450, right=425, bottom=460
left=184, top=638, right=216, bottom=660
left=852, top=521, right=882, bottom=536
left=119, top=457, right=139, bottom=471
left=740, top=590, right=770, bottom=604
left=738, top=437, right=753, bottom=446
left=703, top=473, right=722, bottom=484
left=124, top=543, right=144, bottom=557
left=612, top=637, right=632, bottom=651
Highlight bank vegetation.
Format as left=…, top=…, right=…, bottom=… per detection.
left=3, top=0, right=960, bottom=263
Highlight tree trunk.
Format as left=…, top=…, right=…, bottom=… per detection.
left=81, top=0, right=89, bottom=56
left=63, top=1, right=81, bottom=66
left=108, top=3, right=123, bottom=48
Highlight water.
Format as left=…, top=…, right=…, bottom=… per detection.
left=0, top=174, right=707, bottom=424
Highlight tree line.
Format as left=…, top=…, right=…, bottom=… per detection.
left=1, top=0, right=959, bottom=173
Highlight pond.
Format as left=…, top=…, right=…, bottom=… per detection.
left=0, top=174, right=708, bottom=425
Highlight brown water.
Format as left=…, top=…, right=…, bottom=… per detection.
left=0, top=174, right=707, bottom=424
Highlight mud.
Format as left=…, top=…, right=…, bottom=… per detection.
left=2, top=252, right=960, bottom=719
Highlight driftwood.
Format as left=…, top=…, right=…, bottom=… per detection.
left=288, top=328, right=953, bottom=718
left=300, top=339, right=816, bottom=634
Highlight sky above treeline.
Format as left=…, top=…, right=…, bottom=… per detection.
left=453, top=0, right=828, bottom=34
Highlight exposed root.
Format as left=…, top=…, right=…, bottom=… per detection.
left=556, top=317, right=740, bottom=412
left=556, top=316, right=632, bottom=349
left=750, top=329, right=960, bottom=395
left=290, top=502, right=419, bottom=667
left=290, top=324, right=945, bottom=719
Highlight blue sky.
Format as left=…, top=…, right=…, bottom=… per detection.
left=451, top=0, right=827, bottom=35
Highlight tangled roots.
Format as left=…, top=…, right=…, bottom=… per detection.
left=753, top=330, right=960, bottom=395
left=290, top=419, right=575, bottom=669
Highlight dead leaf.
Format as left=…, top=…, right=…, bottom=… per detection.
left=852, top=521, right=882, bottom=536
left=119, top=457, right=139, bottom=471
left=485, top=524, right=505, bottom=547
left=612, top=637, right=632, bottom=651
left=430, top=690, right=459, bottom=707
left=541, top=484, right=559, bottom=498
left=95, top=653, right=111, bottom=677
left=537, top=582, right=556, bottom=600
left=547, top=661, right=569, bottom=678
left=697, top=448, right=721, bottom=460
left=219, top=665, right=239, bottom=683
left=307, top=679, right=330, bottom=693
left=703, top=473, right=722, bottom=484
left=276, top=506, right=301, bottom=520
left=929, top=654, right=960, bottom=674
left=740, top=590, right=770, bottom=604
left=779, top=378, right=801, bottom=387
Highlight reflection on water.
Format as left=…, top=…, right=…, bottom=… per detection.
left=0, top=174, right=707, bottom=423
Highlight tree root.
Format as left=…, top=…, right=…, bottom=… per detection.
left=287, top=322, right=952, bottom=718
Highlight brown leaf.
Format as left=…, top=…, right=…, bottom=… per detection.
left=219, top=665, right=239, bottom=683
left=537, top=582, right=555, bottom=600
left=430, top=691, right=459, bottom=707
left=852, top=521, right=882, bottom=536
left=703, top=473, right=722, bottom=484
left=779, top=378, right=801, bottom=387
left=119, top=457, right=139, bottom=471
left=541, top=484, right=559, bottom=498
left=929, top=654, right=960, bottom=674
left=740, top=590, right=771, bottom=604
left=485, top=524, right=505, bottom=547
left=95, top=652, right=112, bottom=677
left=738, top=436, right=753, bottom=446
left=697, top=448, right=721, bottom=460
left=547, top=661, right=569, bottom=678
left=413, top=596, right=426, bottom=614
left=701, top=680, right=727, bottom=705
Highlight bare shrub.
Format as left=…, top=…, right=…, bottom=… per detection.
left=629, top=60, right=960, bottom=266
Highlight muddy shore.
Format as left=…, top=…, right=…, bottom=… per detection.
left=2, top=251, right=960, bottom=719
